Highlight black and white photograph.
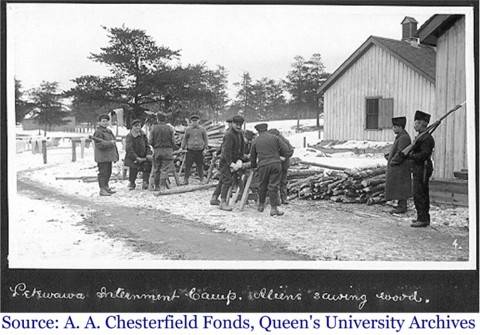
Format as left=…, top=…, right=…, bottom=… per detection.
left=5, top=2, right=477, bottom=267
left=1, top=0, right=478, bottom=313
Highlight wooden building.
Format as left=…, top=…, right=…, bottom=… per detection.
left=417, top=15, right=467, bottom=181
left=320, top=17, right=436, bottom=142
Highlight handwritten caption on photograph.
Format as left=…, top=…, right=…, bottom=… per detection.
left=9, top=282, right=430, bottom=309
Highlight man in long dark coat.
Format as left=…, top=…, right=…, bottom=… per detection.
left=124, top=119, right=152, bottom=190
left=400, top=110, right=435, bottom=228
left=385, top=116, right=412, bottom=214
left=250, top=123, right=290, bottom=216
left=92, top=114, right=119, bottom=196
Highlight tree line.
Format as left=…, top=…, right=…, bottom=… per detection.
left=15, top=25, right=329, bottom=131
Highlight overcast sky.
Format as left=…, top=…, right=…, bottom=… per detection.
left=7, top=4, right=459, bottom=98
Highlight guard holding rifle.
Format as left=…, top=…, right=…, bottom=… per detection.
left=124, top=119, right=152, bottom=190
left=400, top=110, right=435, bottom=228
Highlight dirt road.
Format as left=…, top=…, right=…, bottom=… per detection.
left=17, top=179, right=308, bottom=260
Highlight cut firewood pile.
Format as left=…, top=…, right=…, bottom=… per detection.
left=287, top=166, right=387, bottom=205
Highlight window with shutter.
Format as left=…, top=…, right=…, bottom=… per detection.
left=378, top=98, right=394, bottom=129
left=365, top=98, right=379, bottom=129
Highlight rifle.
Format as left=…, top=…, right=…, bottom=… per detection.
left=401, top=101, right=466, bottom=156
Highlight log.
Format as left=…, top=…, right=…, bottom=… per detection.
left=239, top=170, right=254, bottom=210
left=155, top=183, right=216, bottom=196
left=206, top=151, right=218, bottom=183
left=299, top=160, right=347, bottom=171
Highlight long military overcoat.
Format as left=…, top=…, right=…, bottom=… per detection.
left=385, top=129, right=412, bottom=201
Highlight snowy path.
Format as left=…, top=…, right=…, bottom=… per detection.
left=16, top=178, right=308, bottom=263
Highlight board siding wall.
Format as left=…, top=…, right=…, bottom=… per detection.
left=431, top=17, right=466, bottom=180
left=324, top=44, right=435, bottom=143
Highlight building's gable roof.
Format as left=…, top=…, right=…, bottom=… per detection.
left=320, top=35, right=436, bottom=93
left=417, top=14, right=464, bottom=46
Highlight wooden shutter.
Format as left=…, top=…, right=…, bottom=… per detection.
left=365, top=98, right=379, bottom=129
left=378, top=98, right=394, bottom=129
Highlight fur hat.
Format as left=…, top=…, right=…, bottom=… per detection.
left=414, top=110, right=431, bottom=123
left=391, top=116, right=407, bottom=127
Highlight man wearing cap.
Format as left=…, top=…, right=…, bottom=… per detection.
left=148, top=112, right=176, bottom=192
left=268, top=128, right=294, bottom=205
left=250, top=123, right=290, bottom=216
left=92, top=114, right=119, bottom=196
left=181, top=115, right=208, bottom=184
left=401, top=110, right=435, bottom=227
left=217, top=115, right=245, bottom=211
left=384, top=116, right=412, bottom=214
left=124, top=119, right=153, bottom=190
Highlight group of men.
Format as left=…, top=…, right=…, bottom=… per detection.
left=209, top=115, right=294, bottom=216
left=92, top=108, right=435, bottom=225
left=92, top=112, right=294, bottom=216
left=384, top=110, right=435, bottom=228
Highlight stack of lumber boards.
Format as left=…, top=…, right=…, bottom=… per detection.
left=287, top=166, right=387, bottom=205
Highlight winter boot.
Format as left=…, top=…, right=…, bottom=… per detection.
left=99, top=188, right=111, bottom=196
left=128, top=182, right=136, bottom=190
left=270, top=206, right=284, bottom=216
left=410, top=220, right=430, bottom=228
left=219, top=200, right=232, bottom=211
left=257, top=203, right=265, bottom=212
left=105, top=185, right=116, bottom=194
left=158, top=178, right=167, bottom=193
left=210, top=195, right=220, bottom=206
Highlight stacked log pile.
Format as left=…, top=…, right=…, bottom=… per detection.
left=287, top=166, right=387, bottom=205
left=173, top=122, right=225, bottom=172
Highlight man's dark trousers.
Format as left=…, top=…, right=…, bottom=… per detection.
left=129, top=162, right=152, bottom=185
left=257, top=162, right=282, bottom=206
left=219, top=160, right=234, bottom=201
left=185, top=149, right=204, bottom=180
left=97, top=162, right=112, bottom=189
left=412, top=165, right=430, bottom=222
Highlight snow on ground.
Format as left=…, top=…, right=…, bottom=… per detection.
left=245, top=118, right=321, bottom=132
left=9, top=194, right=162, bottom=268
left=16, top=145, right=469, bottom=260
left=293, top=147, right=387, bottom=170
left=325, top=140, right=392, bottom=150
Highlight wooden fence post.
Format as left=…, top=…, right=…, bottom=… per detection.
left=80, top=138, right=85, bottom=159
left=72, top=140, right=77, bottom=162
left=42, top=140, right=47, bottom=164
